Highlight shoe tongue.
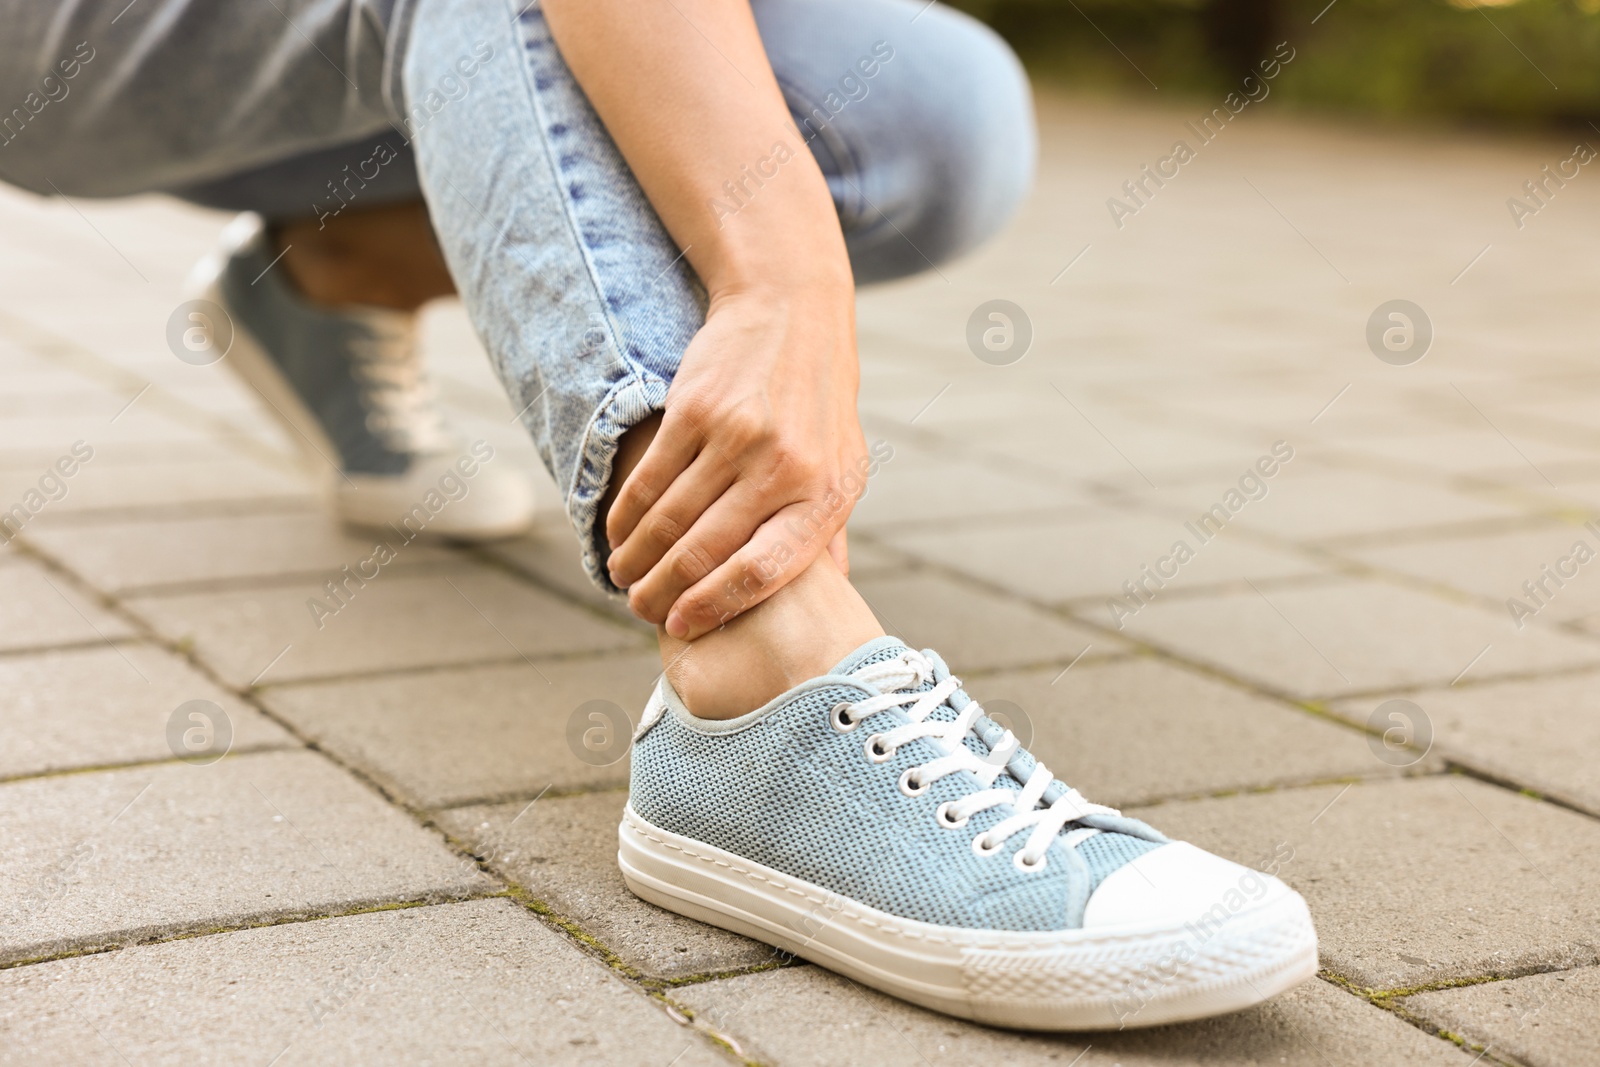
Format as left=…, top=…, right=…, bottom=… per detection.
left=829, top=635, right=912, bottom=677
left=834, top=638, right=1025, bottom=788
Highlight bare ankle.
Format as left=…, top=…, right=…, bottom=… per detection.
left=276, top=200, right=455, bottom=312
left=659, top=553, right=883, bottom=720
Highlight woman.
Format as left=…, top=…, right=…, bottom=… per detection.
left=0, top=0, right=1316, bottom=1028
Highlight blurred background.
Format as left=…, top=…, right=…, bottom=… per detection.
left=960, top=0, right=1599, bottom=127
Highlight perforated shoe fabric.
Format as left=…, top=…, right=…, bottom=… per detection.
left=211, top=215, right=448, bottom=476
left=196, top=214, right=535, bottom=540
left=628, top=636, right=1166, bottom=931
left=623, top=636, right=1319, bottom=1028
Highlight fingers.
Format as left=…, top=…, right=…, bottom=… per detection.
left=665, top=500, right=842, bottom=639
left=604, top=411, right=701, bottom=551
left=607, top=449, right=737, bottom=588
left=826, top=528, right=849, bottom=576
left=623, top=484, right=767, bottom=624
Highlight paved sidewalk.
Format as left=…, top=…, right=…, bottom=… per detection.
left=2, top=93, right=1599, bottom=1065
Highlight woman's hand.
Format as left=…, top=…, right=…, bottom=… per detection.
left=544, top=0, right=870, bottom=636
left=604, top=280, right=867, bottom=639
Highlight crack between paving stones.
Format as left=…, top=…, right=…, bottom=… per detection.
left=0, top=308, right=305, bottom=479
left=0, top=896, right=486, bottom=972
left=0, top=743, right=301, bottom=787
left=12, top=440, right=1600, bottom=1067
left=1316, top=968, right=1578, bottom=1067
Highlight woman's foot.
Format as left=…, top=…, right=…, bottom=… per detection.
left=620, top=637, right=1319, bottom=1030
left=658, top=551, right=883, bottom=719
left=193, top=213, right=536, bottom=541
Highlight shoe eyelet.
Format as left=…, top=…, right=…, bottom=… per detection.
left=935, top=802, right=968, bottom=829
left=898, top=768, right=929, bottom=797
left=1013, top=850, right=1048, bottom=873
left=830, top=702, right=858, bottom=733
left=971, top=833, right=1003, bottom=858
left=864, top=735, right=896, bottom=763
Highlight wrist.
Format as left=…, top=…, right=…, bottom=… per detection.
left=706, top=251, right=854, bottom=305
left=696, top=204, right=853, bottom=300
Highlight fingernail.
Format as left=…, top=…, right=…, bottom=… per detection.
left=665, top=612, right=688, bottom=639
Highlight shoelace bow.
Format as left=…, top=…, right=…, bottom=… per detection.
left=841, top=651, right=1119, bottom=870
left=347, top=319, right=449, bottom=453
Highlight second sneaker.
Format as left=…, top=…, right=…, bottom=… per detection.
left=194, top=213, right=535, bottom=541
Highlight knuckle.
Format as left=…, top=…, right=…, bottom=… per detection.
left=681, top=591, right=726, bottom=629
left=720, top=407, right=769, bottom=450
left=615, top=480, right=655, bottom=517
left=671, top=395, right=716, bottom=434
left=669, top=542, right=714, bottom=585
left=768, top=443, right=818, bottom=486
left=645, top=512, right=686, bottom=549
left=627, top=588, right=665, bottom=623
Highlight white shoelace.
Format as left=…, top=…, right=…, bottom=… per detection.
left=839, top=650, right=1120, bottom=872
left=347, top=314, right=450, bottom=454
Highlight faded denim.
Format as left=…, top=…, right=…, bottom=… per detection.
left=0, top=0, right=1035, bottom=590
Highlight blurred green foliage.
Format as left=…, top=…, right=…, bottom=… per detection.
left=951, top=0, right=1600, bottom=127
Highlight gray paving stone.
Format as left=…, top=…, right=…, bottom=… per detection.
left=853, top=571, right=1123, bottom=673
left=884, top=510, right=1325, bottom=606
left=1118, top=576, right=1600, bottom=699
left=848, top=437, right=1089, bottom=530
left=966, top=657, right=1395, bottom=808
left=0, top=454, right=313, bottom=518
left=1331, top=669, right=1600, bottom=817
left=0, top=643, right=294, bottom=780
left=0, top=404, right=211, bottom=452
left=26, top=509, right=457, bottom=593
left=260, top=653, right=664, bottom=807
left=1127, top=777, right=1600, bottom=990
left=0, top=556, right=135, bottom=654
left=0, top=750, right=490, bottom=965
left=126, top=562, right=646, bottom=687
left=835, top=535, right=912, bottom=577
left=1342, top=520, right=1600, bottom=627
left=960, top=412, right=1291, bottom=490
left=1333, top=429, right=1600, bottom=483
left=1402, top=966, right=1600, bottom=1067
left=0, top=898, right=727, bottom=1067
left=1132, top=462, right=1528, bottom=544
left=437, top=792, right=774, bottom=980
left=676, top=966, right=1469, bottom=1066
left=479, top=516, right=647, bottom=624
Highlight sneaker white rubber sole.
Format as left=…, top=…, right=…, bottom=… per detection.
left=619, top=804, right=1318, bottom=1031
left=191, top=220, right=533, bottom=543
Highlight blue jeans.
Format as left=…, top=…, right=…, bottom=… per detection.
left=0, top=0, right=1034, bottom=589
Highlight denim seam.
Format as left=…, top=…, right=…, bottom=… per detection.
left=505, top=1, right=651, bottom=389
left=568, top=375, right=669, bottom=593
left=380, top=0, right=416, bottom=127
left=503, top=0, right=668, bottom=594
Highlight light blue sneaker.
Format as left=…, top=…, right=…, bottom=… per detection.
left=191, top=214, right=535, bottom=541
left=620, top=638, right=1317, bottom=1030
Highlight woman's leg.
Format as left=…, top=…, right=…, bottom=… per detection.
left=0, top=1, right=401, bottom=198
left=403, top=0, right=1030, bottom=711
left=402, top=0, right=1032, bottom=712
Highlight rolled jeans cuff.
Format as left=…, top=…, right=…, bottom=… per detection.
left=570, top=374, right=669, bottom=597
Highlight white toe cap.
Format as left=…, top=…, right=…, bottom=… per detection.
left=1082, top=841, right=1298, bottom=931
